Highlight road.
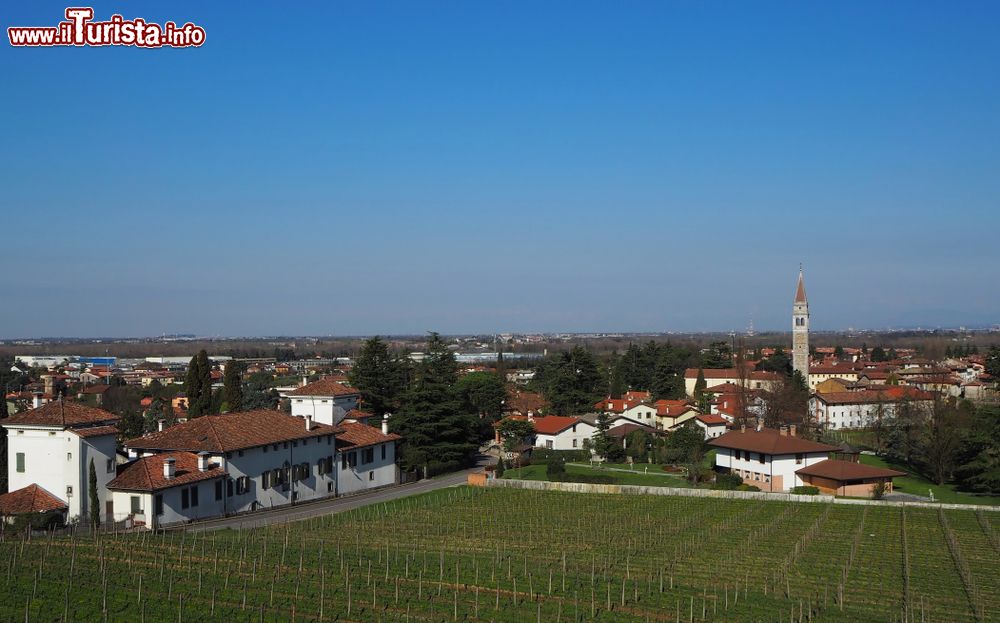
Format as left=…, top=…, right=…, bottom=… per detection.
left=183, top=462, right=486, bottom=532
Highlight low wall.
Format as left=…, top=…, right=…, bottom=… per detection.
left=486, top=478, right=1000, bottom=512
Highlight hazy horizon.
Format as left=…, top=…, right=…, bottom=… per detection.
left=3, top=2, right=998, bottom=337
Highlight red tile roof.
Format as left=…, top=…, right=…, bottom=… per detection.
left=708, top=428, right=837, bottom=455
left=696, top=414, right=728, bottom=426
left=607, top=422, right=660, bottom=438
left=108, top=451, right=225, bottom=492
left=125, top=410, right=339, bottom=453
left=70, top=425, right=119, bottom=438
left=530, top=415, right=583, bottom=435
left=286, top=377, right=360, bottom=397
left=813, top=388, right=935, bottom=405
left=654, top=399, right=697, bottom=417
left=795, top=458, right=906, bottom=481
left=0, top=484, right=67, bottom=515
left=684, top=368, right=781, bottom=381
left=80, top=384, right=111, bottom=394
left=336, top=420, right=400, bottom=449
left=3, top=401, right=119, bottom=428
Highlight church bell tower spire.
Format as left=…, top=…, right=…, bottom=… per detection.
left=792, top=266, right=809, bottom=381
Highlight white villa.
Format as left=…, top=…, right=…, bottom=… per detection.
left=1, top=400, right=119, bottom=523
left=112, top=409, right=400, bottom=529
left=708, top=425, right=837, bottom=492
left=809, top=388, right=935, bottom=430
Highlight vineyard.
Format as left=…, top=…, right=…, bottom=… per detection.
left=2, top=487, right=999, bottom=622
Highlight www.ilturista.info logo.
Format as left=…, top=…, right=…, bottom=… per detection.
left=8, top=7, right=205, bottom=48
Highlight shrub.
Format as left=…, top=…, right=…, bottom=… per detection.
left=790, top=486, right=820, bottom=496
left=530, top=448, right=591, bottom=463
left=736, top=484, right=761, bottom=492
left=712, top=473, right=743, bottom=490
left=871, top=480, right=888, bottom=500
left=546, top=460, right=566, bottom=478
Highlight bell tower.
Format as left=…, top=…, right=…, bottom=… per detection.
left=792, top=266, right=809, bottom=381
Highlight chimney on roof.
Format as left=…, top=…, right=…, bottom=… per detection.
left=32, top=392, right=42, bottom=409
left=779, top=425, right=788, bottom=436
left=197, top=452, right=209, bottom=472
left=382, top=413, right=390, bottom=435
left=740, top=423, right=746, bottom=433
left=527, top=411, right=534, bottom=421
left=163, top=458, right=176, bottom=480
left=305, top=415, right=313, bottom=431
left=789, top=424, right=797, bottom=437
left=157, top=419, right=165, bottom=432
left=755, top=417, right=763, bottom=432
left=301, top=375, right=308, bottom=388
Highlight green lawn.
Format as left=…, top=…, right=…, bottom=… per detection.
left=860, top=454, right=1000, bottom=505
left=505, top=462, right=692, bottom=487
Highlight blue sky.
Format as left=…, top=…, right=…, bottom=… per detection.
left=2, top=2, right=999, bottom=337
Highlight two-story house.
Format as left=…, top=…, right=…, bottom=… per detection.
left=112, top=409, right=399, bottom=528
left=708, top=425, right=837, bottom=492
left=2, top=400, right=119, bottom=523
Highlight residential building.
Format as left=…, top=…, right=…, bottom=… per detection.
left=115, top=409, right=399, bottom=528
left=530, top=415, right=596, bottom=451
left=653, top=399, right=700, bottom=430
left=809, top=387, right=936, bottom=430
left=693, top=414, right=728, bottom=439
left=284, top=377, right=361, bottom=426
left=794, top=459, right=905, bottom=498
left=683, top=369, right=781, bottom=397
left=708, top=425, right=837, bottom=492
left=2, top=400, right=119, bottom=522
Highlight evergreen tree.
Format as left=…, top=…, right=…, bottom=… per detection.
left=117, top=409, right=144, bottom=442
left=651, top=345, right=686, bottom=400
left=701, top=341, right=732, bottom=369
left=88, top=459, right=100, bottom=527
left=393, top=333, right=478, bottom=469
left=223, top=361, right=243, bottom=412
left=592, top=411, right=621, bottom=461
left=536, top=346, right=605, bottom=415
left=871, top=346, right=887, bottom=362
left=185, top=350, right=213, bottom=417
left=833, top=345, right=844, bottom=360
left=348, top=336, right=407, bottom=416
left=0, top=387, right=7, bottom=494
left=454, top=371, right=507, bottom=421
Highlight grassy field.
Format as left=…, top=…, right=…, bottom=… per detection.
left=859, top=454, right=1000, bottom=506
left=2, top=487, right=999, bottom=622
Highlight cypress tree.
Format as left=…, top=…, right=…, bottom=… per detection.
left=88, top=459, right=100, bottom=528
left=223, top=361, right=243, bottom=412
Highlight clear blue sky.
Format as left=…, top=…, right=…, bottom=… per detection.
left=2, top=2, right=998, bottom=337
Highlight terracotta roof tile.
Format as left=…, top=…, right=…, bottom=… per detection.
left=529, top=415, right=582, bottom=435
left=795, top=458, right=905, bottom=481
left=286, top=377, right=359, bottom=397
left=0, top=484, right=67, bottom=515
left=3, top=401, right=118, bottom=428
left=108, top=451, right=225, bottom=492
left=70, top=425, right=119, bottom=438
left=336, top=420, right=400, bottom=449
left=125, top=410, right=339, bottom=453
left=708, top=428, right=836, bottom=455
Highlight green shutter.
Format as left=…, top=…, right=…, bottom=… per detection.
left=15, top=453, right=25, bottom=473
